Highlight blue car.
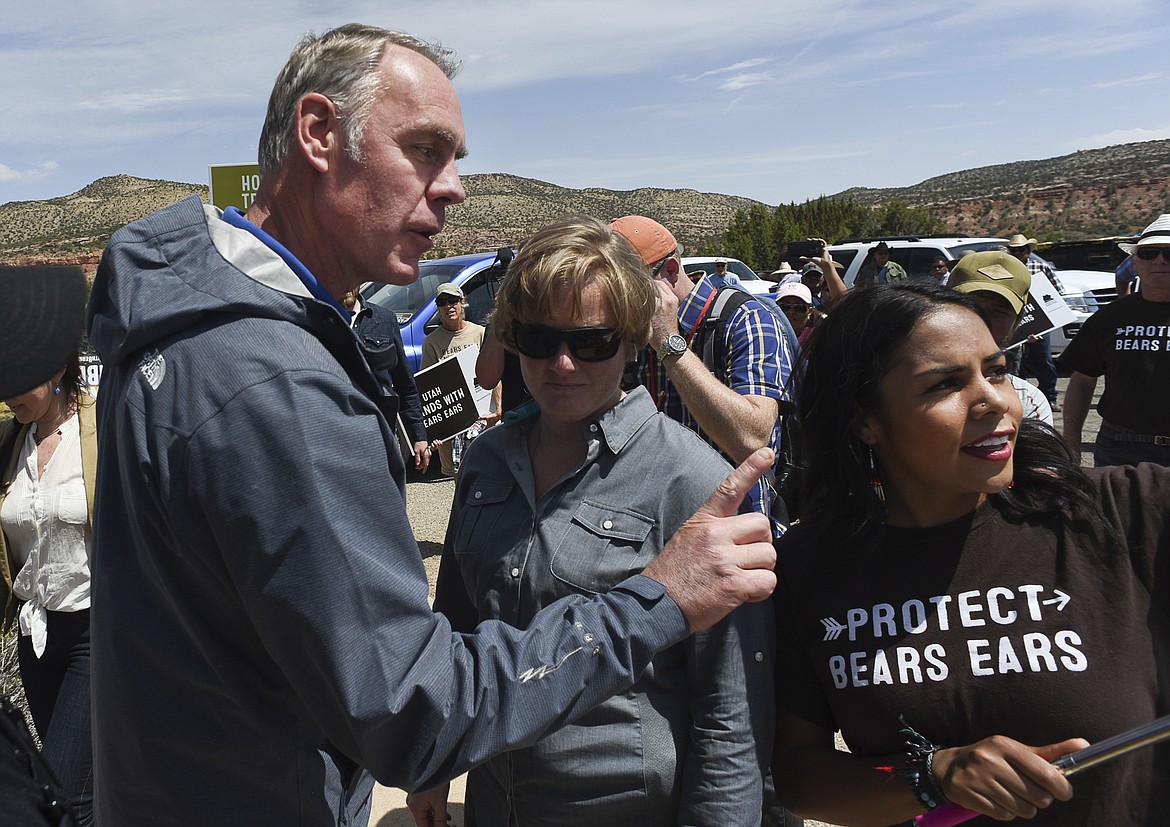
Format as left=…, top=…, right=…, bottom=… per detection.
left=361, top=249, right=510, bottom=373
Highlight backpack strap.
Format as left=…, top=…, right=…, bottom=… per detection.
left=695, top=287, right=752, bottom=377
left=691, top=286, right=805, bottom=527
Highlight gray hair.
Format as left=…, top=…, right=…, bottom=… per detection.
left=257, top=23, right=460, bottom=177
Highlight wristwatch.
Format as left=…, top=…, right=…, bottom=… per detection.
left=658, top=333, right=688, bottom=361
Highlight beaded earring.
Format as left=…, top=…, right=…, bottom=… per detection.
left=868, top=445, right=889, bottom=521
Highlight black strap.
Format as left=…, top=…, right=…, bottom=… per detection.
left=694, top=287, right=752, bottom=377
left=692, top=287, right=806, bottom=524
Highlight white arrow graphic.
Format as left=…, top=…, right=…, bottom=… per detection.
left=821, top=617, right=846, bottom=641
left=1042, top=589, right=1071, bottom=611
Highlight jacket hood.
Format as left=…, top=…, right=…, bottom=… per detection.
left=88, top=196, right=320, bottom=368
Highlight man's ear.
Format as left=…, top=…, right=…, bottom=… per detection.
left=661, top=257, right=682, bottom=280
left=294, top=93, right=340, bottom=174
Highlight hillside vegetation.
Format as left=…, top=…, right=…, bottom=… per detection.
left=3, top=138, right=1169, bottom=276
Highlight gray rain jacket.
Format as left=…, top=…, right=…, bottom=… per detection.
left=86, top=196, right=687, bottom=825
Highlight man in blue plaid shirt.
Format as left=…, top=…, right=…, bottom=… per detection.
left=612, top=216, right=794, bottom=536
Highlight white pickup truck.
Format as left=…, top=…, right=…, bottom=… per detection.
left=825, top=236, right=1117, bottom=355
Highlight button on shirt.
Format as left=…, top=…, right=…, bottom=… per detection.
left=434, top=387, right=774, bottom=825
left=0, top=415, right=91, bottom=657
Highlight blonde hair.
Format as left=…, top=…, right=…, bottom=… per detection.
left=493, top=217, right=656, bottom=357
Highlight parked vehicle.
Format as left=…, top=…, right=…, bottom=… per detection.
left=1038, top=261, right=1117, bottom=356
left=824, top=236, right=1117, bottom=356
left=361, top=250, right=506, bottom=373
left=826, top=235, right=1007, bottom=287
left=680, top=256, right=777, bottom=295
left=1036, top=236, right=1136, bottom=272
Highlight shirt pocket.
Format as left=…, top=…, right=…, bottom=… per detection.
left=55, top=488, right=88, bottom=525
left=550, top=500, right=655, bottom=594
left=453, top=477, right=515, bottom=560
left=360, top=335, right=400, bottom=372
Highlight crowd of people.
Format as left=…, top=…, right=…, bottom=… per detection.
left=1, top=20, right=1167, bottom=827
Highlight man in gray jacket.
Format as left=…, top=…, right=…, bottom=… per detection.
left=85, top=23, right=775, bottom=826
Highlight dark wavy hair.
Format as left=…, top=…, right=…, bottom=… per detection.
left=796, top=281, right=1104, bottom=541
left=58, top=349, right=84, bottom=405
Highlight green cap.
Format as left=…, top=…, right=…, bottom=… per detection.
left=948, top=251, right=1032, bottom=314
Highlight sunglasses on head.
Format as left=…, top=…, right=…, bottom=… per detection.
left=511, top=322, right=624, bottom=362
left=778, top=302, right=810, bottom=314
left=435, top=294, right=462, bottom=306
left=1135, top=247, right=1170, bottom=262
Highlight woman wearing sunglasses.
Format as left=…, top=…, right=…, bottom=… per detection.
left=414, top=216, right=773, bottom=826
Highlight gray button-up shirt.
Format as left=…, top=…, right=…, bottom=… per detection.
left=435, top=387, right=774, bottom=826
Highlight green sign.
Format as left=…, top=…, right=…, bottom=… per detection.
left=208, top=163, right=262, bottom=211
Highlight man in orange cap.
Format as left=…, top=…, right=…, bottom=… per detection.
left=611, top=215, right=794, bottom=535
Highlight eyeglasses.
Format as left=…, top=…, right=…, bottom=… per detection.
left=512, top=322, right=625, bottom=362
left=715, top=263, right=727, bottom=268
left=931, top=263, right=949, bottom=270
left=778, top=302, right=811, bottom=314
left=435, top=294, right=462, bottom=307
left=1135, top=247, right=1170, bottom=262
left=648, top=256, right=671, bottom=278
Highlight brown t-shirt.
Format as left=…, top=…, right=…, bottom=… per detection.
left=774, top=463, right=1170, bottom=826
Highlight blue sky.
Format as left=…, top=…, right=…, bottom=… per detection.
left=3, top=0, right=1168, bottom=208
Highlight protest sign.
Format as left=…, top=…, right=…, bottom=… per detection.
left=414, top=346, right=493, bottom=443
left=1005, top=266, right=1076, bottom=349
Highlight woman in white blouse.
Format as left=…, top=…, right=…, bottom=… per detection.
left=2, top=350, right=95, bottom=824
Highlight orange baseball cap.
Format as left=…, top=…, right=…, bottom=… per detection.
left=610, top=215, right=679, bottom=266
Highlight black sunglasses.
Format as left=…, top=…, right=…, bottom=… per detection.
left=512, top=322, right=624, bottom=362
left=1135, top=247, right=1170, bottom=262
left=778, top=302, right=810, bottom=314
left=435, top=294, right=462, bottom=306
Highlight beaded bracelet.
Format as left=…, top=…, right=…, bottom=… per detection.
left=897, top=716, right=949, bottom=811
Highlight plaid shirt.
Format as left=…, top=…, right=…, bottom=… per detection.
left=637, top=276, right=793, bottom=533
left=1027, top=256, right=1065, bottom=293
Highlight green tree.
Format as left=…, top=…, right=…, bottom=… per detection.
left=719, top=197, right=946, bottom=269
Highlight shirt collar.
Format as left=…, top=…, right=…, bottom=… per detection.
left=591, top=387, right=658, bottom=455
left=221, top=206, right=351, bottom=320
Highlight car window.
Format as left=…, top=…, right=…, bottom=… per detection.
left=683, top=259, right=761, bottom=281
left=946, top=240, right=1004, bottom=258
left=899, top=247, right=948, bottom=280
left=364, top=262, right=468, bottom=320
left=831, top=250, right=858, bottom=273
left=726, top=261, right=761, bottom=281
left=419, top=271, right=497, bottom=334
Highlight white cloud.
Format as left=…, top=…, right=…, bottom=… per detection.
left=1073, top=125, right=1170, bottom=149
left=0, top=161, right=59, bottom=183
left=1090, top=73, right=1163, bottom=90
left=720, top=72, right=773, bottom=92
left=78, top=91, right=197, bottom=113
left=687, top=59, right=774, bottom=83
